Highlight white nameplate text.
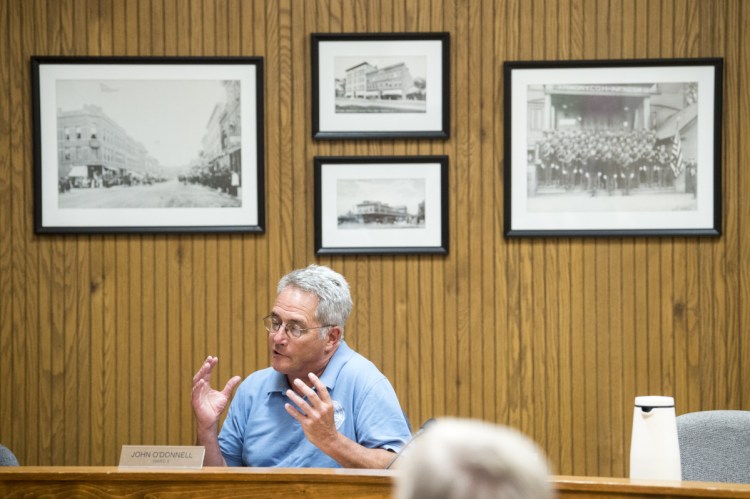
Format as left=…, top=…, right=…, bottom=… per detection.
left=118, top=445, right=205, bottom=470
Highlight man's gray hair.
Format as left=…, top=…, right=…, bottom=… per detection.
left=395, top=418, right=554, bottom=499
left=277, top=264, right=353, bottom=339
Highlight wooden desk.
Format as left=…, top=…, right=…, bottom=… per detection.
left=0, top=467, right=392, bottom=498
left=555, top=476, right=750, bottom=498
left=1, top=467, right=749, bottom=498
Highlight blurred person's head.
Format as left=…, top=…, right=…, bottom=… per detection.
left=395, top=418, right=554, bottom=499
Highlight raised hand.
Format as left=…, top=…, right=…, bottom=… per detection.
left=284, top=373, right=339, bottom=451
left=191, top=356, right=242, bottom=432
left=283, top=372, right=395, bottom=469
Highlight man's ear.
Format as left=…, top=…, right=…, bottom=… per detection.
left=325, top=326, right=342, bottom=350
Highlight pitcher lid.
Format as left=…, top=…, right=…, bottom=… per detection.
left=635, top=395, right=674, bottom=408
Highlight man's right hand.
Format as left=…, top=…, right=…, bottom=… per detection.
left=191, top=356, right=242, bottom=465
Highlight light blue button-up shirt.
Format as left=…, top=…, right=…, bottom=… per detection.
left=218, top=340, right=411, bottom=467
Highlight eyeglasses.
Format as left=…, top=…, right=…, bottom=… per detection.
left=262, top=314, right=334, bottom=339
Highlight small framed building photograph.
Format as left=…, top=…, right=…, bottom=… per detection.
left=311, top=33, right=450, bottom=139
left=32, top=56, right=265, bottom=234
left=504, top=58, right=722, bottom=237
left=314, top=156, right=449, bottom=255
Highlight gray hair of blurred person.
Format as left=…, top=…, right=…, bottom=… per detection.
left=395, top=418, right=554, bottom=499
left=277, top=264, right=353, bottom=339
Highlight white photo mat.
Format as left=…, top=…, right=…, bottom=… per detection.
left=315, top=157, right=448, bottom=254
left=505, top=60, right=721, bottom=236
left=312, top=33, right=449, bottom=138
left=34, top=58, right=263, bottom=232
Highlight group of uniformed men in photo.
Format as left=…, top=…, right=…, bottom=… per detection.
left=534, top=129, right=695, bottom=196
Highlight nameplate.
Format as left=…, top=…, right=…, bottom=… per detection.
left=118, top=445, right=204, bottom=470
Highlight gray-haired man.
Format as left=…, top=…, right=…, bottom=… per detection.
left=192, top=264, right=411, bottom=468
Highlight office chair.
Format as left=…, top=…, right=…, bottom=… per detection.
left=0, top=444, right=19, bottom=466
left=676, top=410, right=750, bottom=484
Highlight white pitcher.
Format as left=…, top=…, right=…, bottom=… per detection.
left=629, top=395, right=682, bottom=481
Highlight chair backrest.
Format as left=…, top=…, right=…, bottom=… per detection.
left=0, top=444, right=19, bottom=466
left=676, top=410, right=750, bottom=484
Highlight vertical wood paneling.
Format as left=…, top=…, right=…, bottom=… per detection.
left=492, top=0, right=508, bottom=432
left=1, top=0, right=749, bottom=478
left=740, top=0, right=750, bottom=410
left=11, top=0, right=27, bottom=459
left=618, top=3, right=637, bottom=476
left=64, top=0, right=85, bottom=465
left=63, top=231, right=80, bottom=467
left=101, top=237, right=117, bottom=463
left=149, top=239, right=167, bottom=447
left=0, top=0, right=12, bottom=460
left=437, top=0, right=454, bottom=422
left=453, top=0, right=470, bottom=421
left=555, top=0, right=573, bottom=475
left=722, top=0, right=741, bottom=410
left=479, top=0, right=496, bottom=425
left=139, top=237, right=153, bottom=448
left=466, top=0, right=482, bottom=423
left=291, top=0, right=309, bottom=266
left=88, top=237, right=102, bottom=464
left=406, top=260, right=421, bottom=426
left=506, top=1, right=522, bottom=438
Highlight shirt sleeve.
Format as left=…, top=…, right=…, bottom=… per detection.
left=353, top=377, right=412, bottom=453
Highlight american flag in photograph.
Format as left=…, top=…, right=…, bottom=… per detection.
left=670, top=126, right=684, bottom=177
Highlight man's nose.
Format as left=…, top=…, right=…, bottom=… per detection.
left=271, top=328, right=287, bottom=344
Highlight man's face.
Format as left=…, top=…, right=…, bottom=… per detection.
left=268, top=286, right=338, bottom=382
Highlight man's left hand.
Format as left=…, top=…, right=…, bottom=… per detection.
left=285, top=373, right=340, bottom=451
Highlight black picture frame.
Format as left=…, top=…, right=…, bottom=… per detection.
left=311, top=33, right=450, bottom=140
left=32, top=56, right=265, bottom=234
left=503, top=58, right=722, bottom=237
left=314, top=156, right=449, bottom=255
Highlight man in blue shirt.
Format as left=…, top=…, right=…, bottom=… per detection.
left=191, top=264, right=412, bottom=468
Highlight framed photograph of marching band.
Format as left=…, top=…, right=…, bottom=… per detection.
left=31, top=56, right=265, bottom=234
left=503, top=58, right=723, bottom=237
left=314, top=156, right=449, bottom=255
left=311, top=33, right=450, bottom=139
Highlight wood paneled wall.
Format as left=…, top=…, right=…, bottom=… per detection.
left=1, top=0, right=748, bottom=477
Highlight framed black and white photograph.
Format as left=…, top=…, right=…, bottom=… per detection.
left=311, top=33, right=450, bottom=139
left=32, top=56, right=264, bottom=234
left=504, top=58, right=722, bottom=237
left=314, top=156, right=448, bottom=255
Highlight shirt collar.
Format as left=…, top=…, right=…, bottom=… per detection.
left=268, top=340, right=354, bottom=394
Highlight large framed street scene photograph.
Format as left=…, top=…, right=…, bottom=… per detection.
left=314, top=156, right=449, bottom=255
left=504, top=58, right=722, bottom=237
left=311, top=33, right=449, bottom=139
left=32, top=56, right=264, bottom=234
